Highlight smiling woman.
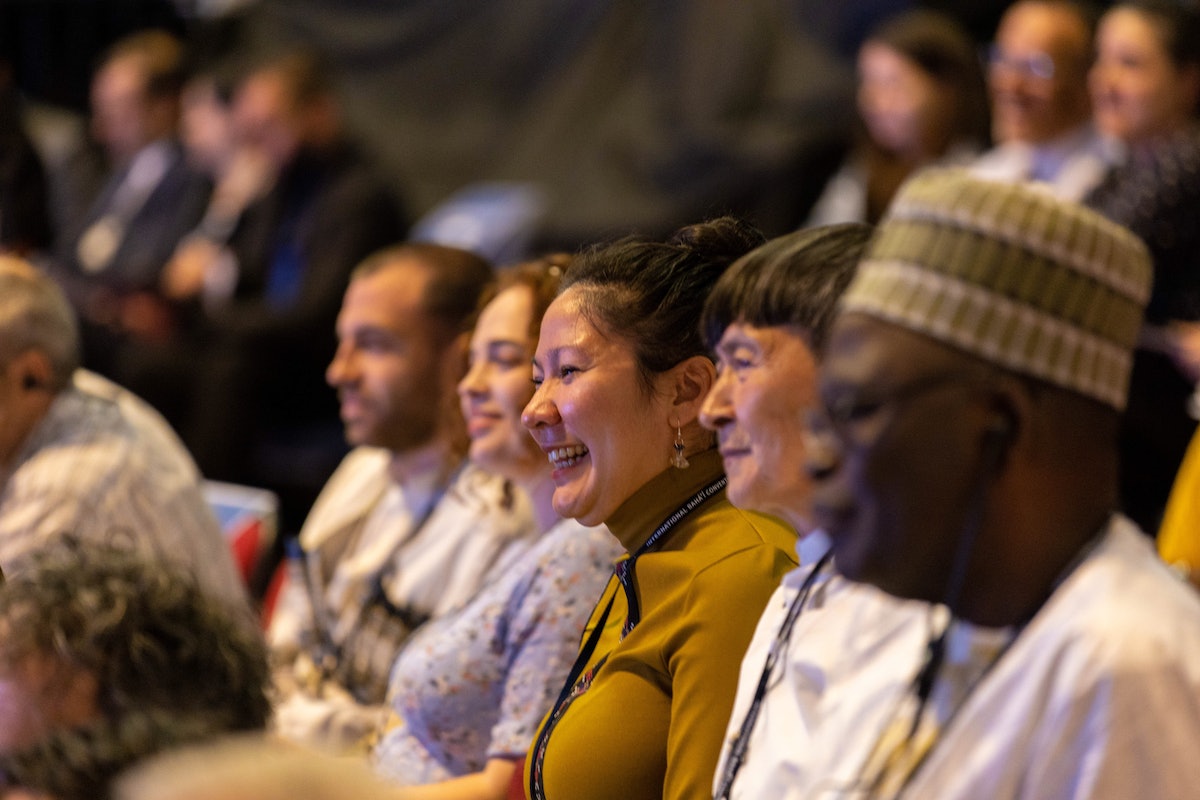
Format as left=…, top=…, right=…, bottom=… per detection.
left=367, top=254, right=621, bottom=800
left=519, top=218, right=798, bottom=800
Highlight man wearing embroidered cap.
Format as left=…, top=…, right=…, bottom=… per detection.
left=792, top=168, right=1200, bottom=797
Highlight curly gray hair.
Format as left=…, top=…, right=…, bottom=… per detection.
left=0, top=539, right=271, bottom=799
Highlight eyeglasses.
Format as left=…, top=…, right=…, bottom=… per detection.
left=988, top=45, right=1056, bottom=81
left=806, top=370, right=979, bottom=446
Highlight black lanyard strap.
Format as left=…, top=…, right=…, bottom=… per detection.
left=528, top=475, right=727, bottom=800
left=714, top=547, right=834, bottom=799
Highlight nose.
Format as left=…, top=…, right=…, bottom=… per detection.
left=326, top=342, right=356, bottom=388
left=522, top=380, right=559, bottom=431
left=989, top=58, right=1025, bottom=97
left=1087, top=62, right=1112, bottom=100
left=699, top=369, right=734, bottom=432
left=458, top=358, right=488, bottom=400
left=802, top=410, right=843, bottom=482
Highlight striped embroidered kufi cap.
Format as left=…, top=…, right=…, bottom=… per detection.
left=841, top=168, right=1152, bottom=410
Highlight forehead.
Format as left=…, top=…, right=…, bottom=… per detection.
left=475, top=285, right=534, bottom=339
left=999, top=3, right=1089, bottom=55
left=235, top=70, right=295, bottom=120
left=718, top=320, right=814, bottom=353
left=859, top=41, right=922, bottom=77
left=340, top=260, right=433, bottom=329
left=94, top=56, right=145, bottom=99
left=823, top=313, right=960, bottom=387
left=1100, top=8, right=1164, bottom=49
left=536, top=287, right=624, bottom=355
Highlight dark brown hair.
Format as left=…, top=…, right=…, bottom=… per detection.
left=562, top=217, right=765, bottom=393
left=701, top=223, right=872, bottom=354
left=869, top=9, right=992, bottom=149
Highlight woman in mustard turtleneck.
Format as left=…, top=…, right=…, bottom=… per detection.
left=520, top=218, right=797, bottom=800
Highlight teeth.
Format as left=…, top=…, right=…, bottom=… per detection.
left=548, top=445, right=588, bottom=468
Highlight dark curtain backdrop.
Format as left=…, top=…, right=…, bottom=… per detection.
left=4, top=0, right=1025, bottom=248
left=240, top=0, right=870, bottom=247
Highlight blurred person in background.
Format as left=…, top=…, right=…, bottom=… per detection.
left=972, top=0, right=1114, bottom=199
left=1084, top=0, right=1200, bottom=534
left=371, top=255, right=620, bottom=798
left=0, top=256, right=247, bottom=612
left=268, top=244, right=535, bottom=754
left=176, top=47, right=406, bottom=504
left=0, top=541, right=270, bottom=800
left=806, top=9, right=990, bottom=226
left=52, top=29, right=210, bottom=375
left=110, top=21, right=274, bottom=434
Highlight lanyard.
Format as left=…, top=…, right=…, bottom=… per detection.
left=528, top=475, right=727, bottom=800
left=714, top=547, right=834, bottom=799
left=858, top=522, right=1112, bottom=799
left=299, top=460, right=465, bottom=679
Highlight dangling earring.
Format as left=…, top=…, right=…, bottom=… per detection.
left=672, top=426, right=690, bottom=469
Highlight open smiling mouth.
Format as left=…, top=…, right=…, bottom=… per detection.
left=547, top=445, right=589, bottom=470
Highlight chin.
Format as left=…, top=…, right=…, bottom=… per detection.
left=723, top=481, right=750, bottom=510
left=468, top=442, right=501, bottom=471
left=553, top=492, right=604, bottom=527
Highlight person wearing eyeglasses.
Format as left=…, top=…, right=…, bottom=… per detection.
left=781, top=168, right=1200, bottom=797
left=971, top=0, right=1115, bottom=199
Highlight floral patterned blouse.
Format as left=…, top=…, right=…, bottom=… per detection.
left=372, top=517, right=621, bottom=784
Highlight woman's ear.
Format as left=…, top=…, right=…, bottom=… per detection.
left=668, top=355, right=717, bottom=423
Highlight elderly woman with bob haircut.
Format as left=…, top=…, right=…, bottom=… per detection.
left=694, top=223, right=893, bottom=799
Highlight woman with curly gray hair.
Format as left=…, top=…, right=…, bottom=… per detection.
left=0, top=539, right=271, bottom=800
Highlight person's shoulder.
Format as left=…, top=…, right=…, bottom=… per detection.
left=531, top=519, right=622, bottom=570
left=45, top=372, right=176, bottom=466
left=297, top=447, right=392, bottom=545
left=702, top=500, right=798, bottom=559
left=1034, top=519, right=1200, bottom=673
left=969, top=141, right=1026, bottom=176
left=328, top=446, right=392, bottom=483
left=674, top=503, right=797, bottom=602
left=432, top=462, right=537, bottom=548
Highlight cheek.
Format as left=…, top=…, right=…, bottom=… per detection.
left=498, top=375, right=535, bottom=425
left=0, top=679, right=47, bottom=751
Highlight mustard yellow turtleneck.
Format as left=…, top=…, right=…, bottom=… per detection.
left=525, top=449, right=797, bottom=799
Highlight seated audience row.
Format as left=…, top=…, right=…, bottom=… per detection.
left=7, top=163, right=1200, bottom=797
left=4, top=2, right=1200, bottom=795
left=36, top=27, right=405, bottom=521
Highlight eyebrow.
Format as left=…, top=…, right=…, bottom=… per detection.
left=485, top=338, right=528, bottom=350
left=531, top=344, right=576, bottom=373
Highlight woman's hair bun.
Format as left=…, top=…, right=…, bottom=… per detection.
left=668, top=216, right=766, bottom=262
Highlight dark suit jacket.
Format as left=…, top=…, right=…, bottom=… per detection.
left=61, top=140, right=210, bottom=294
left=205, top=140, right=406, bottom=429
